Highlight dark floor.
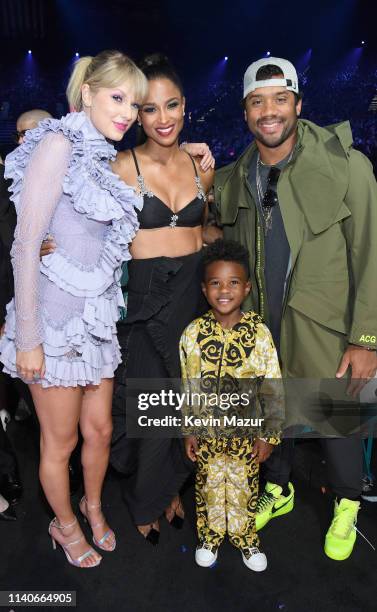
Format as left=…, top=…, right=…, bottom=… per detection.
left=1, top=418, right=376, bottom=612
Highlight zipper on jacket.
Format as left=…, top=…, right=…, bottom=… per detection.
left=255, top=219, right=265, bottom=319
left=245, top=175, right=266, bottom=319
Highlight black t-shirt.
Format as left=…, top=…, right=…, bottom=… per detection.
left=248, top=151, right=291, bottom=354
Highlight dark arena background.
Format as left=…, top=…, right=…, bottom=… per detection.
left=1, top=0, right=376, bottom=170
left=1, top=1, right=377, bottom=611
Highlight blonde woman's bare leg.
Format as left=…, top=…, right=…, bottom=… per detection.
left=79, top=379, right=115, bottom=550
left=31, top=384, right=101, bottom=567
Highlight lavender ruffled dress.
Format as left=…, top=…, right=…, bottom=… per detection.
left=0, top=112, right=142, bottom=388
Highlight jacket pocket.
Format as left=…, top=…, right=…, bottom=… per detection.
left=287, top=284, right=349, bottom=334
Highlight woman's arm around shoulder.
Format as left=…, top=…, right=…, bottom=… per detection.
left=197, top=163, right=215, bottom=196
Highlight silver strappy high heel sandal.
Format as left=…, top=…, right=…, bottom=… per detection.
left=79, top=496, right=116, bottom=552
left=48, top=517, right=101, bottom=568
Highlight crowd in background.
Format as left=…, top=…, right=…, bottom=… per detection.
left=181, top=67, right=377, bottom=170
left=0, top=64, right=376, bottom=169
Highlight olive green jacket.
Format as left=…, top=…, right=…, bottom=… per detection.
left=214, top=119, right=377, bottom=377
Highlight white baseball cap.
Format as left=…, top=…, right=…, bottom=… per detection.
left=243, top=57, right=299, bottom=99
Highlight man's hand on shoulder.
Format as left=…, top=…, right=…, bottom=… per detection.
left=202, top=225, right=223, bottom=245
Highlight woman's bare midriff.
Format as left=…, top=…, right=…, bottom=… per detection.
left=130, top=226, right=202, bottom=259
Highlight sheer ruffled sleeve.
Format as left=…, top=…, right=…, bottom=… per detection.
left=11, top=132, right=71, bottom=351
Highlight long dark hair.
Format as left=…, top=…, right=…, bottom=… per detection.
left=136, top=53, right=184, bottom=145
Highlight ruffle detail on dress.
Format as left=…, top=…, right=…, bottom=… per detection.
left=124, top=253, right=204, bottom=378
left=126, top=258, right=183, bottom=377
left=82, top=286, right=124, bottom=341
left=2, top=112, right=142, bottom=387
left=0, top=296, right=122, bottom=388
left=126, top=258, right=183, bottom=324
left=5, top=110, right=142, bottom=230
left=40, top=221, right=132, bottom=298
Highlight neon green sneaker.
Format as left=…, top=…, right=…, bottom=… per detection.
left=324, top=498, right=360, bottom=560
left=255, top=482, right=294, bottom=531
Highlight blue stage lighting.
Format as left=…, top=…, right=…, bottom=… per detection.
left=75, top=52, right=79, bottom=57
left=28, top=50, right=32, bottom=55
left=361, top=40, right=365, bottom=45
left=266, top=51, right=271, bottom=56
left=224, top=56, right=228, bottom=61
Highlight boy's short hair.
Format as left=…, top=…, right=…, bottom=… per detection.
left=202, top=239, right=250, bottom=278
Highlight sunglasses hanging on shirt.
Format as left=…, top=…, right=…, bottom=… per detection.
left=263, top=167, right=281, bottom=209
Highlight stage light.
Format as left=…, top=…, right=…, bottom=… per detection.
left=75, top=52, right=79, bottom=57
left=266, top=51, right=271, bottom=56
left=361, top=40, right=365, bottom=45
left=28, top=50, right=32, bottom=55
left=224, top=56, right=228, bottom=61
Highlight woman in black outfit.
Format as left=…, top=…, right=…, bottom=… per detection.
left=110, top=55, right=215, bottom=542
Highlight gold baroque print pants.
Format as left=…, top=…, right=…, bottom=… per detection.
left=195, top=437, right=259, bottom=551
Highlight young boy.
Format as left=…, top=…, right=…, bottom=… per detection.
left=179, top=239, right=282, bottom=571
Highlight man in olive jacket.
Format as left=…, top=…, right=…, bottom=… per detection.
left=215, top=57, right=377, bottom=561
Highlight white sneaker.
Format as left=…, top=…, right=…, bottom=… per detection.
left=195, top=543, right=218, bottom=567
left=241, top=547, right=267, bottom=572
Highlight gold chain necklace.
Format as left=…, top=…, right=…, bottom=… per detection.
left=256, top=148, right=294, bottom=234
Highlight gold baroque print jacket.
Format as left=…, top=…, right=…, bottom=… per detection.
left=179, top=310, right=283, bottom=443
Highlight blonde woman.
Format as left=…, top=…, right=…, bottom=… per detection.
left=0, top=50, right=147, bottom=567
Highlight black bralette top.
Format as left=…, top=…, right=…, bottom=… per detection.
left=131, top=149, right=206, bottom=229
